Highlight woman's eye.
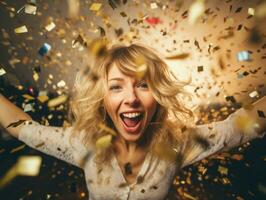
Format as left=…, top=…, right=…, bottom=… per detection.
left=109, top=85, right=121, bottom=91
left=137, top=82, right=148, bottom=88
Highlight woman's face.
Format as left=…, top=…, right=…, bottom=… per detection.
left=104, top=63, right=158, bottom=142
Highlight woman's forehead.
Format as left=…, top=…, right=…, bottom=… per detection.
left=107, top=63, right=145, bottom=82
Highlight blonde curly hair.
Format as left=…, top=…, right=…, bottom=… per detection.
left=70, top=43, right=194, bottom=168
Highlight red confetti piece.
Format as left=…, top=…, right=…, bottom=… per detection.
left=145, top=17, right=161, bottom=25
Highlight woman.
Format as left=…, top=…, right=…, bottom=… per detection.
left=0, top=44, right=265, bottom=200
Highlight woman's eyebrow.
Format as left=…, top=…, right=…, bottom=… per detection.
left=108, top=77, right=124, bottom=82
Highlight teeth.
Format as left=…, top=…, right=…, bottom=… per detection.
left=122, top=112, right=141, bottom=118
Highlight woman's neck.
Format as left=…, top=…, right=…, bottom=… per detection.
left=114, top=135, right=138, bottom=155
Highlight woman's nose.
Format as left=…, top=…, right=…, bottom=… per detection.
left=124, top=89, right=140, bottom=107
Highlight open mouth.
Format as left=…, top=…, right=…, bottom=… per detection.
left=119, top=112, right=144, bottom=133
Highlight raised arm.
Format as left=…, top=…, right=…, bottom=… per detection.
left=181, top=96, right=266, bottom=168
left=0, top=94, right=32, bottom=138
left=0, top=93, right=89, bottom=168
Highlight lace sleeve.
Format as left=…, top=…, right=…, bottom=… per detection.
left=18, top=120, right=89, bottom=168
left=181, top=108, right=265, bottom=168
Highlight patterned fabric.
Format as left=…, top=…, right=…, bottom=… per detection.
left=18, top=108, right=263, bottom=200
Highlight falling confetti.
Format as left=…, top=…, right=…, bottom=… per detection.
left=45, top=22, right=56, bottom=32
left=38, top=43, right=51, bottom=56
left=248, top=8, right=255, bottom=16
left=89, top=3, right=102, bottom=11
left=0, top=0, right=265, bottom=199
left=67, top=0, right=80, bottom=18
left=0, top=68, right=6, bottom=76
left=0, top=156, right=42, bottom=188
left=24, top=4, right=37, bottom=15
left=188, top=0, right=205, bottom=25
left=10, top=144, right=26, bottom=153
left=95, top=134, right=113, bottom=149
left=98, top=122, right=117, bottom=136
left=234, top=114, right=258, bottom=135
left=145, top=17, right=161, bottom=26
left=165, top=53, right=190, bottom=60
left=237, top=51, right=250, bottom=61
left=6, top=119, right=27, bottom=128
left=14, top=25, right=28, bottom=34
left=249, top=90, right=259, bottom=98
left=47, top=94, right=68, bottom=108
left=150, top=2, right=158, bottom=9
left=88, top=38, right=108, bottom=57
left=154, top=143, right=177, bottom=161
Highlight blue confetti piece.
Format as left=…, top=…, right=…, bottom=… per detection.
left=38, top=43, right=51, bottom=56
left=237, top=51, right=250, bottom=61
left=237, top=72, right=244, bottom=79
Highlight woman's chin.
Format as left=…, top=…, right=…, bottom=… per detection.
left=120, top=131, right=142, bottom=142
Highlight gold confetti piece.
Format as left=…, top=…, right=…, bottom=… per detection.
left=80, top=192, right=86, bottom=198
left=90, top=3, right=102, bottom=11
left=95, top=134, right=113, bottom=149
left=68, top=170, right=75, bottom=176
left=23, top=103, right=33, bottom=112
left=37, top=95, right=49, bottom=103
left=231, top=154, right=243, bottom=161
left=24, top=4, right=37, bottom=15
left=22, top=94, right=34, bottom=100
left=45, top=21, right=56, bottom=31
left=57, top=80, right=66, bottom=88
left=47, top=94, right=68, bottom=108
left=197, top=66, right=203, bottom=72
left=98, top=123, right=117, bottom=136
left=33, top=71, right=39, bottom=81
left=150, top=2, right=158, bottom=9
left=72, top=34, right=87, bottom=48
left=0, top=156, right=42, bottom=188
left=183, top=192, right=197, bottom=200
left=67, top=0, right=80, bottom=18
left=154, top=143, right=177, bottom=161
left=234, top=115, right=258, bottom=134
left=136, top=64, right=147, bottom=80
left=221, top=177, right=231, bottom=185
left=248, top=8, right=255, bottom=16
left=0, top=68, right=6, bottom=76
left=0, top=165, right=17, bottom=188
left=133, top=55, right=147, bottom=80
left=88, top=38, right=108, bottom=57
left=14, top=25, right=28, bottom=33
left=165, top=53, right=190, bottom=60
left=198, top=165, right=207, bottom=175
left=6, top=119, right=27, bottom=128
left=78, top=151, right=93, bottom=168
left=218, top=165, right=228, bottom=175
left=16, top=5, right=26, bottom=14
left=0, top=148, right=6, bottom=154
left=16, top=156, right=42, bottom=176
left=249, top=90, right=259, bottom=98
left=35, top=142, right=45, bottom=148
left=256, top=2, right=266, bottom=18
left=225, top=17, right=234, bottom=26
left=10, top=144, right=26, bottom=153
left=188, top=0, right=205, bottom=25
